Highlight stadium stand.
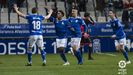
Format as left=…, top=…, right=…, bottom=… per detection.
left=0, top=0, right=127, bottom=24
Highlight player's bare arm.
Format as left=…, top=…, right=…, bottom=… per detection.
left=44, top=6, right=53, bottom=19
left=13, top=4, right=26, bottom=18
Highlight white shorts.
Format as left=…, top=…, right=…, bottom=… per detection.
left=56, top=38, right=67, bottom=48
left=28, top=35, right=44, bottom=48
left=70, top=38, right=81, bottom=50
left=115, top=38, right=126, bottom=46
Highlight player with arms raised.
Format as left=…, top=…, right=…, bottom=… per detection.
left=14, top=4, right=53, bottom=66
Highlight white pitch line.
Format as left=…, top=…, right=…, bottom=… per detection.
left=96, top=52, right=117, bottom=56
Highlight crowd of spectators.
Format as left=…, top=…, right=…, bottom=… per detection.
left=0, top=0, right=25, bottom=13
left=95, top=0, right=133, bottom=27
left=0, top=0, right=7, bottom=12
left=122, top=0, right=133, bottom=27
left=1, top=0, right=133, bottom=24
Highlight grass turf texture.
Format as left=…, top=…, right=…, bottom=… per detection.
left=0, top=53, right=133, bottom=75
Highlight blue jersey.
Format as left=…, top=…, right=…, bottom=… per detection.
left=110, top=18, right=126, bottom=39
left=26, top=14, right=45, bottom=35
left=68, top=17, right=87, bottom=38
left=50, top=17, right=69, bottom=38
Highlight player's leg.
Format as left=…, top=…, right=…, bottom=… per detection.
left=88, top=38, right=93, bottom=60
left=124, top=45, right=129, bottom=52
left=26, top=35, right=37, bottom=66
left=115, top=40, right=120, bottom=52
left=37, top=35, right=46, bottom=66
left=56, top=38, right=69, bottom=65
left=80, top=36, right=84, bottom=57
left=71, top=38, right=83, bottom=65
left=65, top=45, right=74, bottom=54
left=119, top=38, right=131, bottom=64
left=65, top=45, right=71, bottom=53
left=80, top=44, right=84, bottom=57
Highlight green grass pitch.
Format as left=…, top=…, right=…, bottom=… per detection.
left=0, top=52, right=133, bottom=75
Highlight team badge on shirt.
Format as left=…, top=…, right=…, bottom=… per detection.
left=76, top=20, right=78, bottom=23
left=62, top=22, right=64, bottom=25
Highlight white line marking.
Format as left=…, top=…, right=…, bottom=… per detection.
left=96, top=52, right=117, bottom=56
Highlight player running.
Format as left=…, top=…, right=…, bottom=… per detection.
left=14, top=4, right=53, bottom=66
left=109, top=10, right=131, bottom=64
left=49, top=10, right=70, bottom=66
left=68, top=7, right=88, bottom=65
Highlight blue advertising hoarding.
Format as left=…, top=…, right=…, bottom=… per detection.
left=0, top=38, right=56, bottom=55
left=0, top=23, right=56, bottom=38
left=0, top=23, right=133, bottom=55
left=89, top=22, right=133, bottom=36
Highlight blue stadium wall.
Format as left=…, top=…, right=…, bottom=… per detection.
left=0, top=23, right=133, bottom=55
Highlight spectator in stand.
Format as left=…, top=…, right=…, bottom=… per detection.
left=16, top=0, right=25, bottom=8
left=122, top=0, right=133, bottom=28
left=7, top=0, right=25, bottom=13
left=78, top=0, right=88, bottom=12
left=65, top=0, right=78, bottom=17
left=96, top=0, right=106, bottom=15
left=0, top=0, right=7, bottom=12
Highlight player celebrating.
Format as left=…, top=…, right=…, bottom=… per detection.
left=14, top=4, right=53, bottom=66
left=109, top=10, right=131, bottom=64
left=68, top=7, right=88, bottom=65
left=49, top=10, right=70, bottom=66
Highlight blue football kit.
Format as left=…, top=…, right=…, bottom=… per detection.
left=110, top=18, right=126, bottom=40
left=49, top=17, right=69, bottom=38
left=26, top=14, right=44, bottom=35
left=110, top=18, right=129, bottom=62
left=68, top=17, right=87, bottom=38
left=25, top=14, right=46, bottom=65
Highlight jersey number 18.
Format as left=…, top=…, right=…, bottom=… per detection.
left=32, top=21, right=41, bottom=30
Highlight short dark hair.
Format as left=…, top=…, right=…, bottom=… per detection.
left=84, top=12, right=90, bottom=17
left=58, top=10, right=64, bottom=17
left=32, top=7, right=38, bottom=14
left=109, top=9, right=117, bottom=17
left=109, top=9, right=116, bottom=14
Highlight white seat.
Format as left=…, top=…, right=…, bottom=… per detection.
left=10, top=13, right=18, bottom=23
left=1, top=13, right=8, bottom=23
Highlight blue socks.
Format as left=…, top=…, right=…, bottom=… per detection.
left=122, top=50, right=129, bottom=61
left=41, top=50, right=46, bottom=63
left=59, top=50, right=67, bottom=63
left=65, top=45, right=71, bottom=53
left=80, top=47, right=83, bottom=57
left=27, top=50, right=32, bottom=64
left=74, top=49, right=83, bottom=64
left=27, top=50, right=46, bottom=64
left=124, top=46, right=129, bottom=52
